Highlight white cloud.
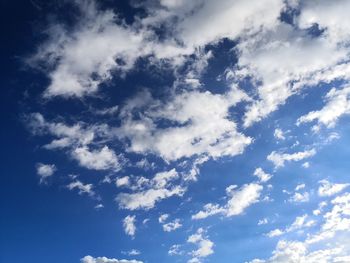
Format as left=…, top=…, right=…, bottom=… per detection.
left=274, top=128, right=285, bottom=140
left=123, top=215, right=136, bottom=238
left=289, top=192, right=310, bottom=203
left=168, top=244, right=183, bottom=256
left=116, top=176, right=130, bottom=188
left=72, top=146, right=121, bottom=171
left=297, top=86, right=350, bottom=131
left=266, top=229, right=284, bottom=238
left=158, top=214, right=169, bottom=224
left=116, top=169, right=185, bottom=210
left=295, top=184, right=306, bottom=191
left=117, top=186, right=185, bottom=211
left=267, top=149, right=316, bottom=168
left=162, top=218, right=182, bottom=232
left=28, top=113, right=122, bottom=171
left=122, top=249, right=141, bottom=256
left=31, top=1, right=148, bottom=98
left=258, top=218, right=269, bottom=225
left=252, top=191, right=350, bottom=262
left=318, top=180, right=349, bottom=197
left=267, top=214, right=316, bottom=238
left=116, top=88, right=251, bottom=162
left=36, top=163, right=56, bottom=183
left=81, top=255, right=142, bottom=263
left=192, top=183, right=263, bottom=219
left=253, top=168, right=272, bottom=183
left=187, top=228, right=214, bottom=262
left=67, top=180, right=95, bottom=196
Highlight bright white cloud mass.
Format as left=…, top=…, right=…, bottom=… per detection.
left=6, top=0, right=350, bottom=262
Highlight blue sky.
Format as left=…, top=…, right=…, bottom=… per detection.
left=1, top=1, right=350, bottom=263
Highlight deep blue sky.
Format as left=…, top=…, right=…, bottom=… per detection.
left=2, top=1, right=350, bottom=263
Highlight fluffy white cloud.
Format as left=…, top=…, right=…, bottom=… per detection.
left=117, top=88, right=251, bottom=161
left=158, top=214, right=169, bottom=224
left=162, top=218, right=182, bottom=232
left=81, top=255, right=142, bottom=263
left=28, top=113, right=122, bottom=171
left=192, top=183, right=263, bottom=219
left=116, top=176, right=131, bottom=188
left=123, top=215, right=136, bottom=237
left=253, top=168, right=272, bottom=183
left=72, top=146, right=121, bottom=171
left=168, top=244, right=183, bottom=256
left=274, top=128, right=285, bottom=141
left=31, top=0, right=149, bottom=98
left=116, top=169, right=186, bottom=210
left=187, top=228, right=214, bottom=262
left=318, top=180, right=349, bottom=197
left=267, top=214, right=315, bottom=238
left=267, top=149, right=316, bottom=168
left=36, top=163, right=56, bottom=183
left=252, top=191, right=350, bottom=262
left=289, top=192, right=310, bottom=203
left=297, top=86, right=350, bottom=131
left=67, top=180, right=95, bottom=196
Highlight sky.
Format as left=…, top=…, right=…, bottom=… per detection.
left=1, top=0, right=350, bottom=262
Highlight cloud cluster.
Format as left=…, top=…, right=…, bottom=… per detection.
left=192, top=183, right=263, bottom=219
left=116, top=169, right=186, bottom=210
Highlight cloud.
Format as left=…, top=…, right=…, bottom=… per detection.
left=274, top=128, right=285, bottom=141
left=251, top=191, right=350, bottom=262
left=289, top=192, right=310, bottom=203
left=30, top=0, right=148, bottom=98
left=116, top=169, right=186, bottom=210
left=267, top=149, right=316, bottom=168
left=162, top=218, right=182, bottom=232
left=267, top=214, right=315, bottom=238
left=28, top=113, right=123, bottom=171
left=158, top=214, right=169, bottom=224
left=117, top=87, right=251, bottom=161
left=297, top=86, right=350, bottom=132
left=187, top=228, right=214, bottom=262
left=116, top=176, right=131, bottom=188
left=67, top=180, right=95, bottom=196
left=81, top=255, right=142, bottom=263
left=36, top=163, right=56, bottom=183
left=123, top=215, right=136, bottom=238
left=192, top=183, right=263, bottom=219
left=253, top=168, right=272, bottom=183
left=72, top=146, right=121, bottom=171
left=168, top=244, right=183, bottom=256
left=318, top=180, right=349, bottom=197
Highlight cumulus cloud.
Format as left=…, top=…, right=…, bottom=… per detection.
left=318, top=180, right=349, bottom=197
left=187, top=228, right=214, bottom=262
left=267, top=149, right=316, bottom=168
left=81, top=255, right=142, bottom=263
left=253, top=168, right=272, bottom=183
left=251, top=191, right=350, bottom=262
left=289, top=192, right=310, bottom=203
left=116, top=169, right=186, bottom=210
left=36, top=163, right=56, bottom=183
left=274, top=128, right=285, bottom=141
left=267, top=214, right=315, bottom=238
left=192, top=183, right=263, bottom=219
left=116, top=88, right=251, bottom=161
left=297, top=86, right=350, bottom=132
left=72, top=146, right=121, bottom=171
left=67, top=180, right=95, bottom=196
left=162, top=218, right=182, bottom=232
left=123, top=215, right=136, bottom=237
left=28, top=113, right=123, bottom=171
